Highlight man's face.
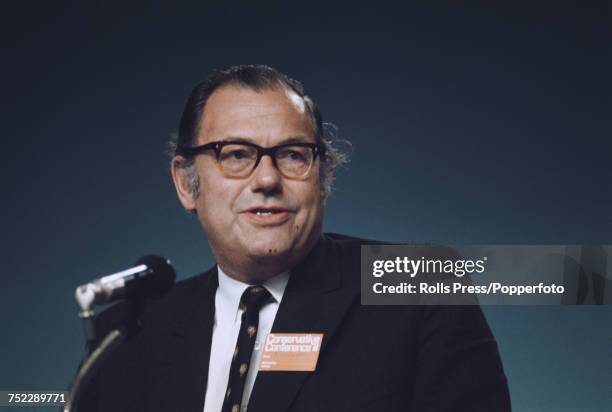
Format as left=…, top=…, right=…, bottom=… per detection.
left=173, top=85, right=325, bottom=279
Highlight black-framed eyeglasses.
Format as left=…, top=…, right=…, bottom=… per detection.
left=176, top=140, right=326, bottom=179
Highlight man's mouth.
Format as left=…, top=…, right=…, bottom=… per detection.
left=246, top=206, right=291, bottom=214
left=253, top=209, right=279, bottom=216
left=243, top=207, right=292, bottom=225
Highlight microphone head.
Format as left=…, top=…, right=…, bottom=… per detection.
left=128, top=255, right=176, bottom=300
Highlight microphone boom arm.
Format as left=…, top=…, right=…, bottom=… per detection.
left=62, top=326, right=128, bottom=412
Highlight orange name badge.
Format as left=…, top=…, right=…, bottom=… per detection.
left=259, top=333, right=324, bottom=372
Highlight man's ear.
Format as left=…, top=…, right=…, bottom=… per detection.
left=171, top=156, right=197, bottom=212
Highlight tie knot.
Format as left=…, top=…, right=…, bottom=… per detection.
left=240, top=285, right=272, bottom=312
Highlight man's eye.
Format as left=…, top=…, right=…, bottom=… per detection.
left=223, top=149, right=250, bottom=160
left=281, top=150, right=306, bottom=161
left=231, top=150, right=248, bottom=159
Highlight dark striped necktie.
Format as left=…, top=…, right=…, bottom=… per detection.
left=221, top=285, right=272, bottom=412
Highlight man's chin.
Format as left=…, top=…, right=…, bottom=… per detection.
left=247, top=244, right=291, bottom=260
left=243, top=237, right=296, bottom=263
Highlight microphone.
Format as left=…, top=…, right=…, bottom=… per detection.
left=75, top=255, right=176, bottom=315
left=65, top=256, right=176, bottom=410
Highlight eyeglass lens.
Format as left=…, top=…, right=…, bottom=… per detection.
left=218, top=144, right=314, bottom=177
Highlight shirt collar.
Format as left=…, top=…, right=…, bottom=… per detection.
left=216, top=265, right=290, bottom=321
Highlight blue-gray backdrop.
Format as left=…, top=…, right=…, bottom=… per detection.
left=2, top=1, right=610, bottom=411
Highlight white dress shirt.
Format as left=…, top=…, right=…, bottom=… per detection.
left=203, top=266, right=289, bottom=412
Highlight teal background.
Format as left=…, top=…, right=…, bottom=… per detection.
left=1, top=1, right=610, bottom=411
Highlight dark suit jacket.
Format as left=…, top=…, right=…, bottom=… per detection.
left=81, top=233, right=511, bottom=411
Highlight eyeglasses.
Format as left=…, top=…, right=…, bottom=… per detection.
left=176, top=140, right=326, bottom=179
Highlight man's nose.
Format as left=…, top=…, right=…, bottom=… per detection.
left=250, top=155, right=282, bottom=194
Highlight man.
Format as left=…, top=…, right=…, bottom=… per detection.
left=82, top=65, right=511, bottom=411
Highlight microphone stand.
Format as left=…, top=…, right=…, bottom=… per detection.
left=62, top=326, right=128, bottom=412
left=63, top=284, right=144, bottom=412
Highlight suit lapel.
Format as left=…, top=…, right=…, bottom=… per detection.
left=247, top=235, right=359, bottom=412
left=147, top=268, right=218, bottom=412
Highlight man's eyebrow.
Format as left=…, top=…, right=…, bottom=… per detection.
left=279, top=136, right=316, bottom=144
left=219, top=136, right=315, bottom=145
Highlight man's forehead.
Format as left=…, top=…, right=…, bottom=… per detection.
left=197, top=85, right=314, bottom=144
